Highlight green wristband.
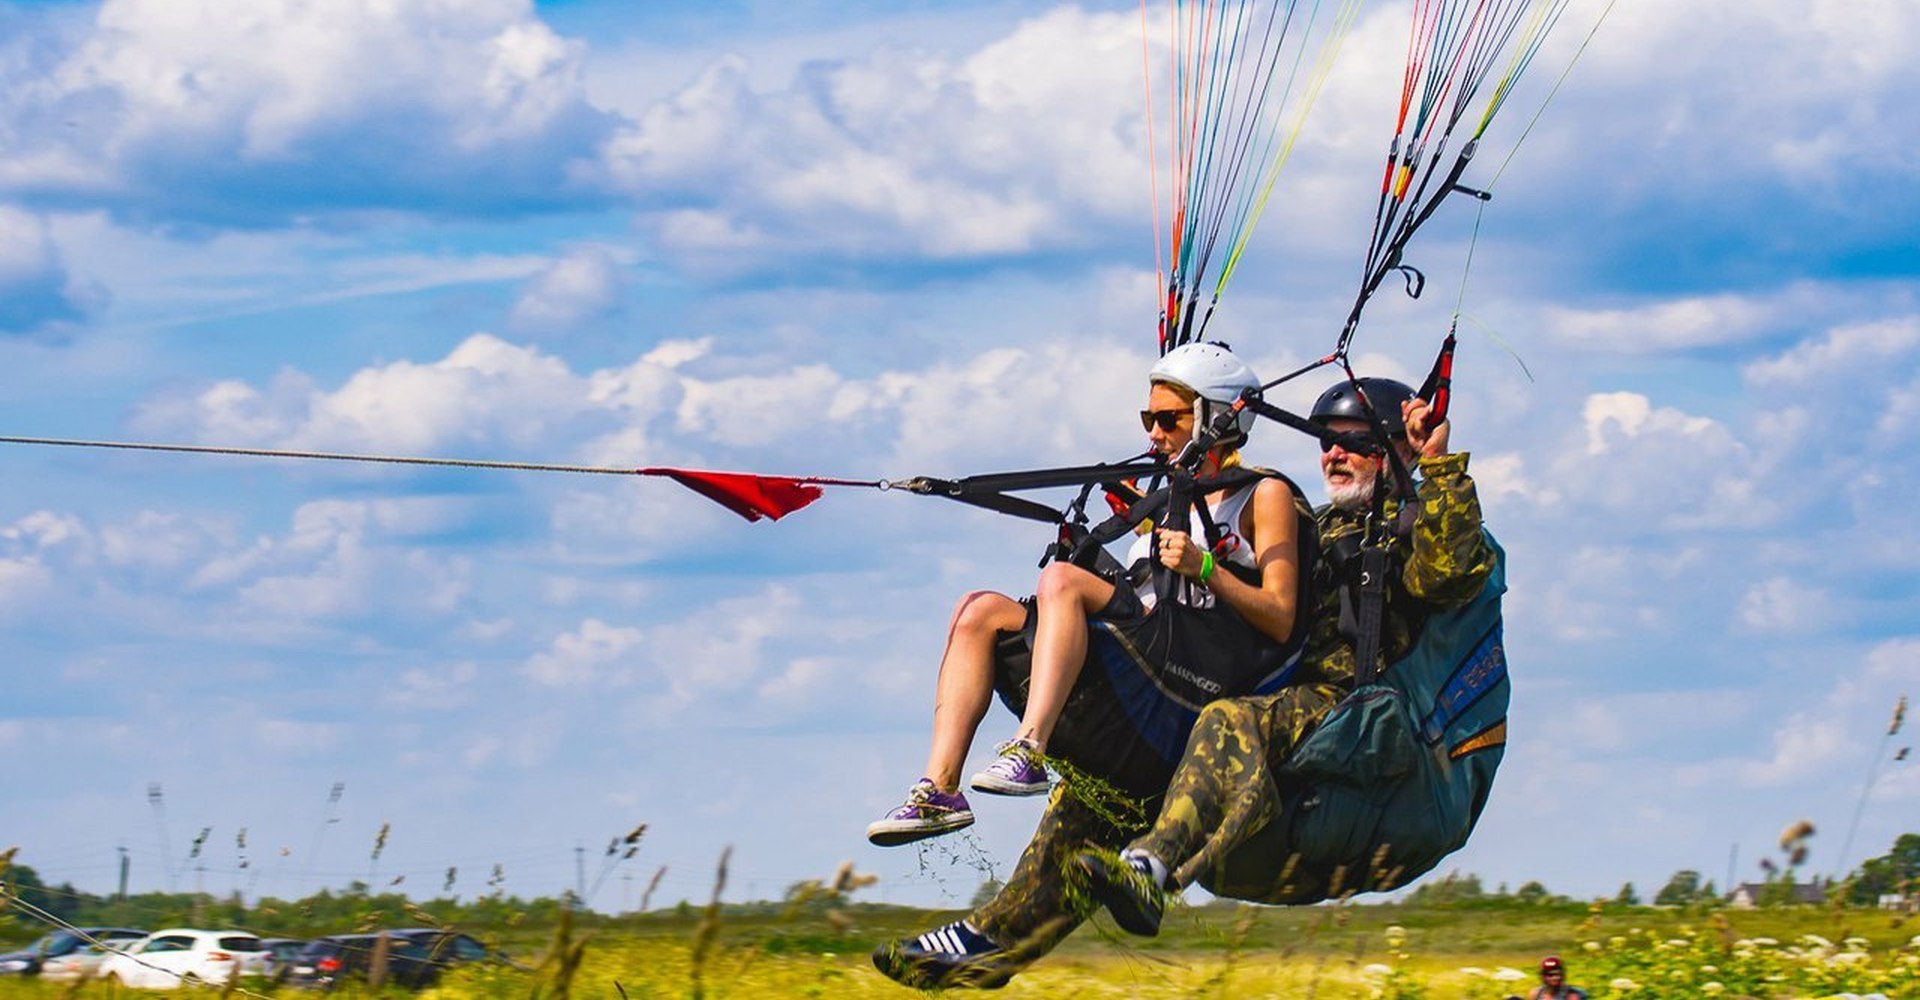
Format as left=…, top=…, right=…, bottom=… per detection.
left=1198, top=551, right=1216, bottom=584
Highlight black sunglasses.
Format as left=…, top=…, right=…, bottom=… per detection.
left=1139, top=408, right=1191, bottom=432
left=1320, top=430, right=1385, bottom=456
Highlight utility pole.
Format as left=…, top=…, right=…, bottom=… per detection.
left=574, top=844, right=585, bottom=910
left=116, top=846, right=129, bottom=902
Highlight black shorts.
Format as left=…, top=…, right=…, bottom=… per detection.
left=992, top=586, right=1298, bottom=799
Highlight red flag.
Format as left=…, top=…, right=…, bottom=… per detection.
left=636, top=468, right=828, bottom=522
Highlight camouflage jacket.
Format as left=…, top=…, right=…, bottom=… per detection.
left=1295, top=451, right=1493, bottom=688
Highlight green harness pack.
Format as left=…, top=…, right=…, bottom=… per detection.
left=1198, top=531, right=1509, bottom=905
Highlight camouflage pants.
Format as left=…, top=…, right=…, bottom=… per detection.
left=1133, top=685, right=1342, bottom=895
left=971, top=782, right=1154, bottom=955
left=968, top=684, right=1340, bottom=957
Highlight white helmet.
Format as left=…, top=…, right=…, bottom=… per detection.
left=1149, top=342, right=1260, bottom=447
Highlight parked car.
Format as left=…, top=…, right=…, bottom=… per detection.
left=258, top=938, right=308, bottom=982
left=0, top=928, right=147, bottom=976
left=38, top=938, right=145, bottom=982
left=384, top=929, right=500, bottom=987
left=282, top=935, right=382, bottom=990
left=285, top=930, right=504, bottom=990
left=98, top=929, right=268, bottom=988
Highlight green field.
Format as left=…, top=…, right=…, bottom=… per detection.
left=3, top=897, right=1913, bottom=999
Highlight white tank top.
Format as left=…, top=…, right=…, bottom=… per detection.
left=1124, top=482, right=1262, bottom=610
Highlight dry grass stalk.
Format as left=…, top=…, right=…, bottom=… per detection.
left=688, top=846, right=731, bottom=1000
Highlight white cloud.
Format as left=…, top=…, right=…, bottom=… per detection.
left=1, top=0, right=612, bottom=218
left=0, top=557, right=53, bottom=607
left=756, top=656, right=835, bottom=708
left=0, top=205, right=93, bottom=332
left=1737, top=576, right=1835, bottom=634
left=385, top=662, right=481, bottom=711
left=1545, top=294, right=1776, bottom=353
left=1466, top=452, right=1550, bottom=505
left=136, top=333, right=592, bottom=454
left=254, top=718, right=343, bottom=754
left=595, top=7, right=1146, bottom=261
left=524, top=618, right=644, bottom=688
left=1744, top=316, right=1920, bottom=387
left=129, top=328, right=1159, bottom=494
left=507, top=244, right=627, bottom=334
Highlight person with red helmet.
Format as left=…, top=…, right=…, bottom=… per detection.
left=1526, top=956, right=1587, bottom=1000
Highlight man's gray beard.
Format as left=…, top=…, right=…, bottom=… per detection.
left=1326, top=468, right=1380, bottom=511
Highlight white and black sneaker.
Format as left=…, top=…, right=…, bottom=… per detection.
left=1076, top=848, right=1170, bottom=937
left=871, top=919, right=1013, bottom=990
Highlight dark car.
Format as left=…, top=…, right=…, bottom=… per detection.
left=285, top=930, right=501, bottom=990
left=384, top=929, right=499, bottom=987
left=257, top=938, right=307, bottom=982
left=284, top=935, right=378, bottom=990
left=0, top=929, right=147, bottom=977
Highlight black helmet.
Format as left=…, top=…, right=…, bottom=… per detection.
left=1310, top=377, right=1416, bottom=437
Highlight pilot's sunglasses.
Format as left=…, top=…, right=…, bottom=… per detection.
left=1139, top=409, right=1189, bottom=432
left=1320, top=430, right=1385, bottom=456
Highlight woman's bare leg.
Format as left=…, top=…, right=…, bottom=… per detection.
left=922, top=590, right=1027, bottom=790
left=1016, top=563, right=1116, bottom=752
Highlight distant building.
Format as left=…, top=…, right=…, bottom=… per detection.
left=1728, top=880, right=1827, bottom=908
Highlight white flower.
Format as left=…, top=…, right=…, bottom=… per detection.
left=1360, top=963, right=1394, bottom=978
left=1491, top=967, right=1526, bottom=981
left=1609, top=977, right=1640, bottom=991
left=1456, top=967, right=1488, bottom=977
left=1700, top=984, right=1724, bottom=995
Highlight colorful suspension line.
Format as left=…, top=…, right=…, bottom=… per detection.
left=1337, top=0, right=1575, bottom=357
left=1148, top=0, right=1358, bottom=354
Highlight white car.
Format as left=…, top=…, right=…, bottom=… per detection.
left=98, top=930, right=270, bottom=988
left=37, top=939, right=144, bottom=982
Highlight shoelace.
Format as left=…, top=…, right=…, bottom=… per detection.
left=988, top=739, right=1041, bottom=773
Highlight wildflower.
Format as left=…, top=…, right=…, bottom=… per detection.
left=1700, top=983, right=1724, bottom=995
left=1456, top=966, right=1488, bottom=977
left=1609, top=977, right=1640, bottom=991
left=1700, top=965, right=1718, bottom=974
left=1383, top=925, right=1407, bottom=949
left=1361, top=963, right=1394, bottom=978
left=1491, top=967, right=1525, bottom=982
left=1582, top=941, right=1601, bottom=953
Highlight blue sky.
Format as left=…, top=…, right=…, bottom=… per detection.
left=2, top=0, right=1915, bottom=917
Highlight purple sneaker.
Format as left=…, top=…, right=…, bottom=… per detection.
left=969, top=739, right=1050, bottom=796
left=867, top=779, right=975, bottom=847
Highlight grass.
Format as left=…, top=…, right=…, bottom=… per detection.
left=0, top=899, right=1912, bottom=999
